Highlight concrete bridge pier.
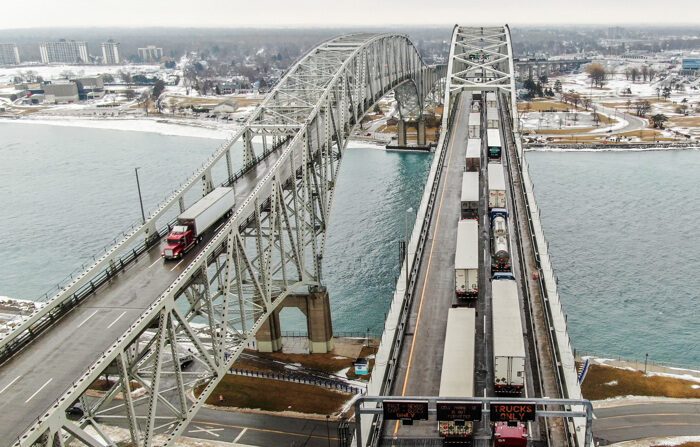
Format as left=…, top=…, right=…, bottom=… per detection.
left=396, top=118, right=427, bottom=147
left=417, top=118, right=426, bottom=146
left=397, top=119, right=407, bottom=146
left=255, top=289, right=335, bottom=353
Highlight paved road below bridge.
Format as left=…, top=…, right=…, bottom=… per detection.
left=593, top=400, right=700, bottom=444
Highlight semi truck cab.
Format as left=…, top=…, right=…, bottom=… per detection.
left=162, top=224, right=196, bottom=259
left=493, top=421, right=527, bottom=446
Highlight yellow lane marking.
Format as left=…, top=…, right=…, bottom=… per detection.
left=191, top=420, right=340, bottom=441
left=393, top=97, right=466, bottom=436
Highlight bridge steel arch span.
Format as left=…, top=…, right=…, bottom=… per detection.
left=12, top=33, right=445, bottom=447
left=442, top=25, right=518, bottom=132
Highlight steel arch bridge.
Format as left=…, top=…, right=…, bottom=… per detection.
left=9, top=33, right=445, bottom=447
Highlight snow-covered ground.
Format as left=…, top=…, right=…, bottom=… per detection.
left=0, top=297, right=40, bottom=338
left=8, top=115, right=236, bottom=139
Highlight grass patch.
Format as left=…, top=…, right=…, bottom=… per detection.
left=254, top=351, right=353, bottom=374
left=196, top=374, right=349, bottom=415
left=669, top=116, right=700, bottom=127
left=580, top=363, right=700, bottom=401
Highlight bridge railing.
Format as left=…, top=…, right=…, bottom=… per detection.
left=0, top=134, right=288, bottom=366
left=361, top=90, right=460, bottom=447
left=501, top=95, right=585, bottom=447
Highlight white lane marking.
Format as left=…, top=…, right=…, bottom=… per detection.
left=107, top=311, right=127, bottom=329
left=77, top=310, right=99, bottom=328
left=483, top=389, right=487, bottom=397
left=170, top=259, right=185, bottom=271
left=149, top=258, right=162, bottom=268
left=25, top=378, right=52, bottom=403
left=0, top=375, right=20, bottom=394
left=188, top=425, right=223, bottom=437
left=483, top=315, right=486, bottom=336
left=233, top=428, right=248, bottom=443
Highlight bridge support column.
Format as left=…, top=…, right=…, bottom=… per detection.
left=256, top=309, right=283, bottom=352
left=306, top=289, right=334, bottom=353
left=397, top=120, right=407, bottom=146
left=417, top=118, right=426, bottom=146
left=255, top=290, right=335, bottom=353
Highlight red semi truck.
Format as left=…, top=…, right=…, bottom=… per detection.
left=162, top=187, right=235, bottom=260
left=493, top=421, right=527, bottom=446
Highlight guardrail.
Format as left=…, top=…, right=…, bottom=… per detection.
left=501, top=95, right=583, bottom=447
left=500, top=104, right=553, bottom=445
left=363, top=92, right=460, bottom=447
left=0, top=137, right=290, bottom=367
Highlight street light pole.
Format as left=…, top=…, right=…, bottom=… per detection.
left=134, top=167, right=146, bottom=224
left=644, top=353, right=649, bottom=375
left=405, top=207, right=414, bottom=300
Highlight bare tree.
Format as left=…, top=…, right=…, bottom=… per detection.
left=586, top=63, right=606, bottom=88
left=641, top=65, right=649, bottom=82
left=630, top=67, right=640, bottom=82
left=582, top=97, right=592, bottom=110
left=592, top=106, right=600, bottom=126
left=648, top=68, right=657, bottom=82
left=634, top=100, right=651, bottom=117
left=571, top=93, right=581, bottom=109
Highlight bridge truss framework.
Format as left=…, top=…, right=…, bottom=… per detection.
left=10, top=33, right=445, bottom=447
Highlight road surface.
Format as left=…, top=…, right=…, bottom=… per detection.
left=593, top=401, right=700, bottom=444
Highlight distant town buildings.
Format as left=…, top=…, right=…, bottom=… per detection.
left=73, top=76, right=105, bottom=99
left=43, top=81, right=79, bottom=103
left=138, top=46, right=163, bottom=63
left=682, top=58, right=700, bottom=70
left=0, top=43, right=20, bottom=65
left=101, top=41, right=120, bottom=64
left=39, top=40, right=89, bottom=64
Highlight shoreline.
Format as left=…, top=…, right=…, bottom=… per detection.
left=4, top=115, right=697, bottom=153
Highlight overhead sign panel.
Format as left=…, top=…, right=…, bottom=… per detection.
left=382, top=401, right=429, bottom=421
left=490, top=402, right=537, bottom=422
left=436, top=402, right=482, bottom=421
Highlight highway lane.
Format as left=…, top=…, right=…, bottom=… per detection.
left=382, top=92, right=473, bottom=441
left=593, top=401, right=700, bottom=444
left=0, top=141, right=293, bottom=444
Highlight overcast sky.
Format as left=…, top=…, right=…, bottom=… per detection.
left=2, top=0, right=699, bottom=29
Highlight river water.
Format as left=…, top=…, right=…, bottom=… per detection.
left=0, top=121, right=697, bottom=367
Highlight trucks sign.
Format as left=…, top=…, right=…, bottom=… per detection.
left=490, top=402, right=537, bottom=422
left=436, top=402, right=482, bottom=421
left=382, top=401, right=429, bottom=421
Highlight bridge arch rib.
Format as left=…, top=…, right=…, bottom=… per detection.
left=12, top=33, right=445, bottom=447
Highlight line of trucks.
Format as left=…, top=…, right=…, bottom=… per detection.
left=441, top=92, right=526, bottom=446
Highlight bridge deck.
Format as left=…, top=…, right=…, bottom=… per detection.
left=379, top=94, right=552, bottom=445
left=381, top=93, right=489, bottom=440
left=0, top=144, right=290, bottom=443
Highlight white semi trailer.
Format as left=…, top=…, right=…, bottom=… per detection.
left=460, top=172, right=479, bottom=219
left=438, top=307, right=476, bottom=442
left=468, top=112, right=481, bottom=138
left=455, top=219, right=479, bottom=298
left=466, top=138, right=481, bottom=172
left=492, top=278, right=526, bottom=394
left=488, top=163, right=506, bottom=209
